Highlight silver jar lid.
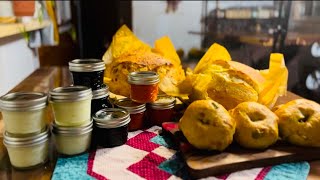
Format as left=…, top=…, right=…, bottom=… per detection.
left=93, top=108, right=130, bottom=128
left=92, top=84, right=109, bottom=99
left=114, top=98, right=146, bottom=114
left=149, top=95, right=176, bottom=110
left=3, top=127, right=49, bottom=147
left=49, top=86, right=92, bottom=102
left=0, top=92, right=47, bottom=111
left=128, top=71, right=160, bottom=85
left=69, top=59, right=105, bottom=72
left=52, top=119, right=93, bottom=136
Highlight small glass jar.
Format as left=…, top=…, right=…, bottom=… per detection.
left=148, top=95, right=176, bottom=126
left=91, top=84, right=113, bottom=116
left=49, top=86, right=92, bottom=126
left=93, top=108, right=130, bottom=148
left=114, top=98, right=146, bottom=131
left=3, top=127, right=49, bottom=169
left=52, top=120, right=93, bottom=156
left=69, top=59, right=105, bottom=90
left=0, top=92, right=47, bottom=136
left=128, top=71, right=160, bottom=103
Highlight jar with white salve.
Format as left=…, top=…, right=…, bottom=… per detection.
left=0, top=92, right=47, bottom=136
left=52, top=120, right=93, bottom=156
left=49, top=86, right=92, bottom=126
left=3, top=127, right=49, bottom=169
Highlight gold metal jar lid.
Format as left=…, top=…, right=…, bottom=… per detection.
left=92, top=84, right=109, bottom=99
left=49, top=86, right=92, bottom=102
left=149, top=94, right=176, bottom=110
left=128, top=71, right=160, bottom=85
left=3, top=127, right=49, bottom=147
left=93, top=108, right=130, bottom=128
left=114, top=98, right=146, bottom=114
left=69, top=59, right=105, bottom=72
left=0, top=92, right=47, bottom=111
left=52, top=119, right=93, bottom=136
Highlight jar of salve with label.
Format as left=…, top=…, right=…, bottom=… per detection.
left=148, top=95, right=176, bottom=126
left=52, top=120, right=93, bottom=156
left=114, top=98, right=146, bottom=131
left=69, top=59, right=105, bottom=90
left=3, top=127, right=49, bottom=169
left=91, top=84, right=112, bottom=116
left=128, top=71, right=160, bottom=103
left=93, top=108, right=130, bottom=148
left=49, top=86, right=92, bottom=126
left=0, top=92, right=47, bottom=136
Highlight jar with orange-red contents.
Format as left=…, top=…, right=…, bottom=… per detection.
left=147, top=95, right=176, bottom=126
left=127, top=71, right=160, bottom=103
left=114, top=98, right=146, bottom=131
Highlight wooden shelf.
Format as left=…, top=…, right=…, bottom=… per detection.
left=0, top=20, right=51, bottom=39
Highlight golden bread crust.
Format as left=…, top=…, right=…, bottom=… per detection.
left=196, top=66, right=259, bottom=109
left=230, top=102, right=278, bottom=149
left=104, top=52, right=185, bottom=97
left=274, top=99, right=320, bottom=147
left=179, top=100, right=236, bottom=151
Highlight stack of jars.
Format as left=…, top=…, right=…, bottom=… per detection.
left=49, top=59, right=114, bottom=155
left=49, top=86, right=93, bottom=156
left=114, top=71, right=176, bottom=131
left=68, top=59, right=128, bottom=148
left=0, top=92, right=49, bottom=169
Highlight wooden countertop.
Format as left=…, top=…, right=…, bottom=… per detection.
left=0, top=66, right=319, bottom=179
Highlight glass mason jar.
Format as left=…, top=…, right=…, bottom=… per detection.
left=49, top=86, right=92, bottom=126
left=3, top=127, right=49, bottom=169
left=69, top=59, right=105, bottom=90
left=114, top=98, right=146, bottom=131
left=91, top=84, right=113, bottom=116
left=148, top=95, right=176, bottom=126
left=52, top=120, right=93, bottom=156
left=0, top=92, right=47, bottom=136
left=92, top=108, right=130, bottom=148
left=127, top=71, right=160, bottom=103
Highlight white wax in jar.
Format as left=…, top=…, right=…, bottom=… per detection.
left=6, top=140, right=48, bottom=168
left=51, top=98, right=91, bottom=126
left=54, top=132, right=92, bottom=155
left=2, top=108, right=47, bottom=135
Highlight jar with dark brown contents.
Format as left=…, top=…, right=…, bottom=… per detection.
left=69, top=59, right=105, bottom=90
left=92, top=108, right=130, bottom=148
left=148, top=95, right=176, bottom=126
left=91, top=84, right=112, bottom=115
left=114, top=98, right=146, bottom=131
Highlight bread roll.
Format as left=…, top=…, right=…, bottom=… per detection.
left=179, top=100, right=236, bottom=151
left=274, top=99, right=320, bottom=147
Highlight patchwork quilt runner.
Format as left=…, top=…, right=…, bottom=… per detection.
left=52, top=126, right=310, bottom=180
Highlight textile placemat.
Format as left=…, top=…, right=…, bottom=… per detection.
left=52, top=126, right=310, bottom=180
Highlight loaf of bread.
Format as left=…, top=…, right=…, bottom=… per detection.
left=102, top=25, right=185, bottom=97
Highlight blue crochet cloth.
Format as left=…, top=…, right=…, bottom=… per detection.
left=264, top=162, right=310, bottom=180
left=52, top=153, right=94, bottom=180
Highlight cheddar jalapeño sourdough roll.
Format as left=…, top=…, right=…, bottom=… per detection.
left=274, top=99, right=320, bottom=147
left=179, top=100, right=236, bottom=151
left=229, top=102, right=279, bottom=149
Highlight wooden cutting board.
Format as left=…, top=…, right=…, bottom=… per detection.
left=162, top=120, right=320, bottom=179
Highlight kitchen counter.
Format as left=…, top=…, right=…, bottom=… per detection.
left=0, top=66, right=319, bottom=179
